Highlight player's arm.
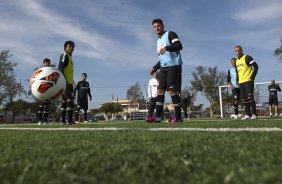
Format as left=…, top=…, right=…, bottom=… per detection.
left=150, top=61, right=160, bottom=75
left=73, top=81, right=79, bottom=96
left=245, top=55, right=259, bottom=81
left=87, top=82, right=92, bottom=101
left=58, top=53, right=69, bottom=73
left=227, top=70, right=234, bottom=89
left=277, top=84, right=281, bottom=92
left=165, top=31, right=183, bottom=52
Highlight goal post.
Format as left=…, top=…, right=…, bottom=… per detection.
left=219, top=81, right=282, bottom=118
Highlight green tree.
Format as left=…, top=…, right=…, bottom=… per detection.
left=190, top=66, right=227, bottom=117
left=126, top=82, right=145, bottom=112
left=126, top=82, right=144, bottom=101
left=0, top=50, right=25, bottom=103
left=89, top=108, right=100, bottom=116
left=274, top=37, right=282, bottom=62
left=100, top=102, right=122, bottom=115
left=5, top=100, right=31, bottom=123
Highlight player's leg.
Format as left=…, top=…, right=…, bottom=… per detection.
left=232, top=88, right=240, bottom=118
left=147, top=97, right=156, bottom=118
left=168, top=66, right=182, bottom=123
left=65, top=85, right=74, bottom=124
left=275, top=105, right=278, bottom=117
left=75, top=103, right=81, bottom=123
left=239, top=83, right=251, bottom=119
left=38, top=102, right=43, bottom=125
left=181, top=103, right=188, bottom=119
left=60, top=95, right=67, bottom=124
left=146, top=69, right=166, bottom=122
left=273, top=97, right=279, bottom=117
left=269, top=98, right=273, bottom=117
left=245, top=81, right=256, bottom=119
left=82, top=101, right=88, bottom=122
left=43, top=105, right=48, bottom=124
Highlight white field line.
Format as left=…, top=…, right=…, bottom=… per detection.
left=0, top=118, right=280, bottom=127
left=0, top=127, right=282, bottom=132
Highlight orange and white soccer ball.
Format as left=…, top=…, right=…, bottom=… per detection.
left=30, top=67, right=66, bottom=100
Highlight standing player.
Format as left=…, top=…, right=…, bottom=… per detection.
left=234, top=46, right=259, bottom=120
left=145, top=72, right=159, bottom=120
left=146, top=18, right=183, bottom=123
left=180, top=95, right=191, bottom=120
left=74, top=73, right=92, bottom=123
left=268, top=80, right=281, bottom=117
left=227, top=58, right=240, bottom=119
left=58, top=41, right=75, bottom=125
left=37, top=58, right=52, bottom=125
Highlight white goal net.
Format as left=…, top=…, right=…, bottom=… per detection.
left=219, top=81, right=282, bottom=118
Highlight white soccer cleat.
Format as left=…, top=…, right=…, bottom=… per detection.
left=241, top=115, right=250, bottom=120
left=234, top=115, right=238, bottom=119
left=251, top=115, right=257, bottom=120
left=38, top=121, right=42, bottom=125
left=84, top=120, right=88, bottom=123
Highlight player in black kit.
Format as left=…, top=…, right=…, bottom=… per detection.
left=268, top=80, right=281, bottom=117
left=37, top=58, right=52, bottom=125
left=74, top=73, right=92, bottom=123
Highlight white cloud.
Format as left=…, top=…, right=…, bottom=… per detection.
left=232, top=0, right=282, bottom=25
left=0, top=0, right=156, bottom=71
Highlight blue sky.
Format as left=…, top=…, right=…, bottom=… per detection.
left=0, top=0, right=282, bottom=108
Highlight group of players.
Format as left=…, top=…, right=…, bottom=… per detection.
left=37, top=41, right=92, bottom=125
left=38, top=18, right=279, bottom=124
left=228, top=54, right=281, bottom=119
left=146, top=19, right=258, bottom=122
left=146, top=18, right=279, bottom=122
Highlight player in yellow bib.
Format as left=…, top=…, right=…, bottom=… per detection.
left=234, top=46, right=259, bottom=120
left=58, top=41, right=75, bottom=125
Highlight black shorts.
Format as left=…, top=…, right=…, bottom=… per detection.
left=77, top=99, right=88, bottom=111
left=232, top=88, right=240, bottom=100
left=158, top=65, right=181, bottom=92
left=269, top=96, right=278, bottom=106
left=239, top=81, right=254, bottom=99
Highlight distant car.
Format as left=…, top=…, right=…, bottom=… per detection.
left=112, top=117, right=124, bottom=121
left=129, top=116, right=147, bottom=120
left=91, top=116, right=105, bottom=121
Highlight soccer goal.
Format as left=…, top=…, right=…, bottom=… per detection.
left=219, top=81, right=282, bottom=118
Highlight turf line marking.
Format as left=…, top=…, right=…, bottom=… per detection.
left=0, top=127, right=282, bottom=132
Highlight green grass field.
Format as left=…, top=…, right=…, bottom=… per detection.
left=1, top=118, right=282, bottom=184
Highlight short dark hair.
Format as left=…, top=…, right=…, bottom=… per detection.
left=152, top=18, right=163, bottom=26
left=82, top=73, right=87, bottom=77
left=234, top=45, right=242, bottom=50
left=43, top=58, right=51, bottom=64
left=231, top=58, right=236, bottom=61
left=64, top=40, right=75, bottom=48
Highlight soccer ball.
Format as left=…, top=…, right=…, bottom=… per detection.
left=30, top=67, right=66, bottom=100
